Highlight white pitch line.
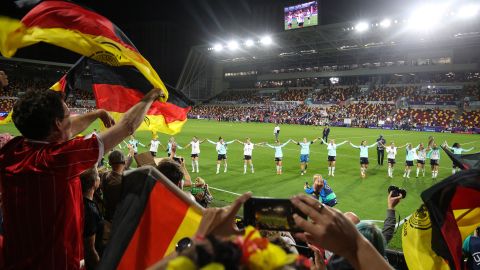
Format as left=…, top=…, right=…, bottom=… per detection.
left=210, top=185, right=412, bottom=226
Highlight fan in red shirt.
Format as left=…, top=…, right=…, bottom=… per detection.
left=0, top=87, right=163, bottom=269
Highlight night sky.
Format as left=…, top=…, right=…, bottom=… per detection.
left=0, top=0, right=420, bottom=85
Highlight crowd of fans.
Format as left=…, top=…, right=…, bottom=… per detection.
left=394, top=108, right=456, bottom=127
left=361, top=86, right=416, bottom=102
left=312, top=86, right=359, bottom=103
left=459, top=110, right=480, bottom=128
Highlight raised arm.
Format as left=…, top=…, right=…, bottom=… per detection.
left=98, top=89, right=164, bottom=151
left=291, top=139, right=298, bottom=144
left=368, top=142, right=378, bottom=148
left=350, top=142, right=360, bottom=148
left=199, top=139, right=206, bottom=144
left=336, top=141, right=348, bottom=147
left=265, top=143, right=275, bottom=148
left=183, top=143, right=191, bottom=149
left=70, top=109, right=115, bottom=137
left=320, top=138, right=327, bottom=144
left=176, top=144, right=184, bottom=150
left=280, top=139, right=292, bottom=148
left=397, top=144, right=407, bottom=149
left=206, top=139, right=217, bottom=144
left=463, top=147, right=474, bottom=152
left=138, top=141, right=146, bottom=147
left=235, top=139, right=245, bottom=145
left=312, top=138, right=320, bottom=143
left=226, top=140, right=235, bottom=144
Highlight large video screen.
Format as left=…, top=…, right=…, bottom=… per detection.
left=284, top=1, right=318, bottom=30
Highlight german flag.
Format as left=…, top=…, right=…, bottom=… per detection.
left=403, top=169, right=480, bottom=270
left=52, top=57, right=192, bottom=134
left=0, top=0, right=192, bottom=133
left=98, top=166, right=203, bottom=270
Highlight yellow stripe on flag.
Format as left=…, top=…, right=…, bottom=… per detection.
left=106, top=112, right=187, bottom=135
left=0, top=17, right=168, bottom=101
left=402, top=205, right=449, bottom=270
left=164, top=207, right=203, bottom=257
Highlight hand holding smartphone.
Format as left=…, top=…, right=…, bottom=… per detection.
left=243, top=197, right=307, bottom=232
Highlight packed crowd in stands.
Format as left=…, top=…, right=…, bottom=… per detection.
left=394, top=108, right=456, bottom=127
left=313, top=86, right=359, bottom=103
left=361, top=86, right=416, bottom=102
left=459, top=110, right=480, bottom=128
left=277, top=88, right=310, bottom=101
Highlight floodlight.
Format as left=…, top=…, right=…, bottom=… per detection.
left=213, top=43, right=223, bottom=52
left=227, top=40, right=239, bottom=50
left=355, top=22, right=369, bottom=32
left=458, top=4, right=480, bottom=18
left=408, top=4, right=446, bottom=31
left=380, top=19, right=391, bottom=28
left=329, top=77, right=340, bottom=84
left=260, top=36, right=272, bottom=45
left=245, top=39, right=254, bottom=47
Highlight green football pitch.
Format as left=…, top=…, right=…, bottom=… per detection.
left=285, top=15, right=318, bottom=30
left=1, top=119, right=479, bottom=250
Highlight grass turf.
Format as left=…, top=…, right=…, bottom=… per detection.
left=2, top=119, right=479, bottom=250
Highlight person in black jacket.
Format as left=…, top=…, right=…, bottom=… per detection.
left=376, top=135, right=386, bottom=166
left=322, top=125, right=330, bottom=144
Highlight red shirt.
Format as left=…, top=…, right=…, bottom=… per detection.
left=0, top=135, right=103, bottom=270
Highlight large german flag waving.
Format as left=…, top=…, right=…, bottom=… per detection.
left=52, top=57, right=192, bottom=134
left=0, top=1, right=192, bottom=133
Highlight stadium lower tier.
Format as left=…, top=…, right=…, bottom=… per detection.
left=188, top=105, right=480, bottom=133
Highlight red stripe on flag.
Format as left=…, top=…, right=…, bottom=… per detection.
left=439, top=208, right=464, bottom=269
left=450, top=187, right=480, bottom=209
left=21, top=1, right=137, bottom=52
left=93, top=84, right=189, bottom=123
left=117, top=182, right=189, bottom=270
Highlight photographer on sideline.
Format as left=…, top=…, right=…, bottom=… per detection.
left=382, top=190, right=403, bottom=243
left=304, top=174, right=337, bottom=207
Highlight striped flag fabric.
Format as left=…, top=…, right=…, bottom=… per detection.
left=0, top=1, right=191, bottom=134
left=52, top=57, right=192, bottom=134
left=98, top=166, right=203, bottom=270
left=403, top=169, right=480, bottom=270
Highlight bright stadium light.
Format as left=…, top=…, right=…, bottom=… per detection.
left=355, top=22, right=369, bottom=32
left=260, top=36, right=272, bottom=46
left=245, top=39, right=254, bottom=47
left=408, top=4, right=446, bottom=31
left=380, top=19, right=391, bottom=28
left=227, top=40, right=239, bottom=50
left=213, top=43, right=223, bottom=52
left=458, top=4, right=480, bottom=18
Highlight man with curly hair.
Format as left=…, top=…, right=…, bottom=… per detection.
left=0, top=88, right=163, bottom=269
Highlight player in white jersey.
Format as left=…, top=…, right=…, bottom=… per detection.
left=184, top=136, right=205, bottom=173
left=166, top=137, right=183, bottom=158
left=273, top=124, right=280, bottom=141
left=350, top=140, right=377, bottom=178
left=236, top=138, right=264, bottom=174
left=306, top=10, right=311, bottom=24
left=147, top=134, right=161, bottom=157
left=207, top=137, right=235, bottom=174
left=427, top=143, right=441, bottom=179
left=403, top=143, right=418, bottom=179
left=297, top=11, right=304, bottom=28
left=287, top=13, right=293, bottom=29
left=128, top=134, right=145, bottom=155
left=291, top=137, right=320, bottom=175
left=416, top=143, right=427, bottom=178
left=320, top=138, right=348, bottom=176
left=265, top=140, right=291, bottom=175
left=382, top=142, right=406, bottom=178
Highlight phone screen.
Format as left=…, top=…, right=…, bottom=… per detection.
left=243, top=197, right=306, bottom=232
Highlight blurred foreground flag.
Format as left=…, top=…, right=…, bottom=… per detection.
left=51, top=57, right=192, bottom=134
left=403, top=169, right=480, bottom=270
left=98, top=167, right=203, bottom=270
left=442, top=145, right=480, bottom=170
left=0, top=0, right=191, bottom=134
left=402, top=205, right=450, bottom=270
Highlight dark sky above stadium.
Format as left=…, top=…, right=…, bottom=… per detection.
left=0, top=0, right=419, bottom=85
